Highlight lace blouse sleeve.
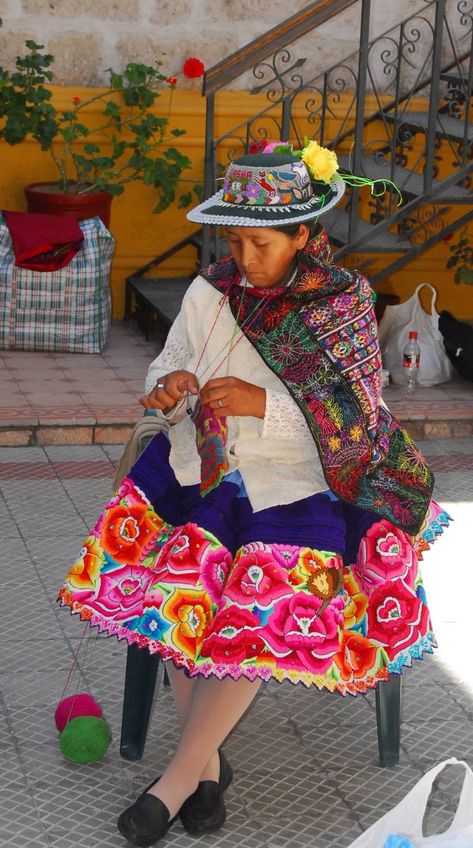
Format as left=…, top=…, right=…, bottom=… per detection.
left=261, top=387, right=314, bottom=445
left=144, top=309, right=191, bottom=394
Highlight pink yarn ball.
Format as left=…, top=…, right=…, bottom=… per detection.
left=55, top=693, right=103, bottom=732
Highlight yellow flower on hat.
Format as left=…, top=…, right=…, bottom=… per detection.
left=301, top=140, right=339, bottom=184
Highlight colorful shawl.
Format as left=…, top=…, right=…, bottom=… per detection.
left=200, top=229, right=434, bottom=535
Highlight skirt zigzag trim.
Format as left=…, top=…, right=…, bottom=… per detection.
left=58, top=589, right=437, bottom=696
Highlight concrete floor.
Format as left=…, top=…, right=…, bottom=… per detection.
left=0, top=437, right=472, bottom=847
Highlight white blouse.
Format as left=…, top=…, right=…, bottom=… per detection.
left=145, top=275, right=327, bottom=512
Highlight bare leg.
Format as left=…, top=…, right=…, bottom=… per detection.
left=149, top=674, right=261, bottom=817
left=165, top=662, right=220, bottom=781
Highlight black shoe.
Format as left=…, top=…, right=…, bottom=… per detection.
left=117, top=790, right=176, bottom=847
left=179, top=750, right=233, bottom=835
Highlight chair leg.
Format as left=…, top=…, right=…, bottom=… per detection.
left=375, top=674, right=401, bottom=767
left=120, top=643, right=160, bottom=761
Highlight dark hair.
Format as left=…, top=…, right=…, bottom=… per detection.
left=274, top=220, right=321, bottom=239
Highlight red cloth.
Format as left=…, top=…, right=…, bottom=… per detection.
left=3, top=210, right=84, bottom=271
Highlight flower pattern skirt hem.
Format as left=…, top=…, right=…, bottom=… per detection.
left=58, top=435, right=450, bottom=696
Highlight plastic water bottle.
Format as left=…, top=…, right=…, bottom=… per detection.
left=401, top=331, right=420, bottom=396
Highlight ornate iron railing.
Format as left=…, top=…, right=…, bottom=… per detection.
left=200, top=0, right=473, bottom=279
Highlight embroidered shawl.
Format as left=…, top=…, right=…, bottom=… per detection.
left=201, top=229, right=434, bottom=535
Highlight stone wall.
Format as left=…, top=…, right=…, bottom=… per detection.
left=0, top=0, right=438, bottom=88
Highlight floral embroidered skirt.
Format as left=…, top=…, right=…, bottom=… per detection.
left=58, top=433, right=450, bottom=695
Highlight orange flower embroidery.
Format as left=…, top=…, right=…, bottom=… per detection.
left=289, top=547, right=326, bottom=586
left=66, top=535, right=104, bottom=590
left=163, top=588, right=213, bottom=658
left=100, top=503, right=162, bottom=564
left=335, top=630, right=378, bottom=681
left=343, top=571, right=368, bottom=628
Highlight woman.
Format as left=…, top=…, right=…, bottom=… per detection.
left=59, top=144, right=449, bottom=847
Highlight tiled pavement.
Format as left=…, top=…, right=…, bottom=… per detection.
left=0, top=437, right=472, bottom=848
left=1, top=320, right=473, bottom=445
left=0, top=322, right=159, bottom=446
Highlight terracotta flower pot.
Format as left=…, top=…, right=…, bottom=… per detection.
left=24, top=182, right=113, bottom=228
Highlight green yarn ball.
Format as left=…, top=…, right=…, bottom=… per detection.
left=59, top=715, right=111, bottom=764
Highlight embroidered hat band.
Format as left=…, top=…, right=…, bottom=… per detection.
left=187, top=152, right=345, bottom=227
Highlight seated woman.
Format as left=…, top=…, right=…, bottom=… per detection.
left=59, top=142, right=449, bottom=848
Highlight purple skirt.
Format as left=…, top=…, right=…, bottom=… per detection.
left=59, top=433, right=450, bottom=694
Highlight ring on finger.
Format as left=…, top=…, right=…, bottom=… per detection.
left=217, top=399, right=223, bottom=408
left=156, top=383, right=165, bottom=389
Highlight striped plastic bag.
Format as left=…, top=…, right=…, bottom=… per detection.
left=0, top=215, right=114, bottom=352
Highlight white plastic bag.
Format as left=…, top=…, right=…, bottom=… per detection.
left=378, top=283, right=452, bottom=386
left=346, top=758, right=473, bottom=848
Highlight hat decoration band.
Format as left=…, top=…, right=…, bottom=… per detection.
left=220, top=140, right=402, bottom=210
left=186, top=138, right=403, bottom=225
left=221, top=161, right=332, bottom=210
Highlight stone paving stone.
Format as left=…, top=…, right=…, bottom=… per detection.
left=0, top=446, right=48, bottom=462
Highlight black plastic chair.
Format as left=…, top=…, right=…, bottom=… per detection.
left=120, top=646, right=401, bottom=767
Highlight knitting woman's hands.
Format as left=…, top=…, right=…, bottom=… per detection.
left=139, top=370, right=199, bottom=411
left=199, top=376, right=266, bottom=419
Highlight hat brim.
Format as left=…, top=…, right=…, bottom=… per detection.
left=187, top=179, right=345, bottom=226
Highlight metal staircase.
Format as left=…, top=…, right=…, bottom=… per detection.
left=126, top=0, right=473, bottom=336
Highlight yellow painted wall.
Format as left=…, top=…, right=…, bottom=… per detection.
left=1, top=85, right=472, bottom=319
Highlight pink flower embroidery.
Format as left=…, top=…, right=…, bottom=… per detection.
left=355, top=520, right=417, bottom=591
left=263, top=594, right=344, bottom=674
left=155, top=523, right=212, bottom=585
left=200, top=545, right=232, bottom=604
left=225, top=546, right=291, bottom=609
left=106, top=477, right=149, bottom=509
left=86, top=565, right=154, bottom=621
left=270, top=544, right=301, bottom=570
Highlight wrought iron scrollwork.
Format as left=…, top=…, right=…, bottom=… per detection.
left=398, top=203, right=449, bottom=245
left=251, top=49, right=307, bottom=101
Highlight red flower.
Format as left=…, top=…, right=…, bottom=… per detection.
left=155, top=522, right=212, bottom=585
left=72, top=96, right=81, bottom=104
left=166, top=76, right=178, bottom=86
left=366, top=580, right=430, bottom=660
left=200, top=606, right=264, bottom=664
left=183, top=57, right=205, bottom=78
left=442, top=232, right=454, bottom=242
left=225, top=547, right=291, bottom=609
left=249, top=140, right=266, bottom=155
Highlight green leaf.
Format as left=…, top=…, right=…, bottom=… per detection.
left=104, top=101, right=120, bottom=120
left=111, top=139, right=127, bottom=159
left=84, top=142, right=100, bottom=154
left=171, top=128, right=186, bottom=137
left=125, top=63, right=148, bottom=85
left=178, top=192, right=192, bottom=208
left=25, top=40, right=44, bottom=50
left=108, top=71, right=123, bottom=89
left=99, top=182, right=124, bottom=196
left=193, top=182, right=204, bottom=202
left=456, top=265, right=473, bottom=285
left=73, top=122, right=90, bottom=137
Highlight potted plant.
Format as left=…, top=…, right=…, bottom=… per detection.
left=0, top=40, right=200, bottom=226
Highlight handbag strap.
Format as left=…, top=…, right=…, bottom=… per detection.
left=413, top=282, right=438, bottom=315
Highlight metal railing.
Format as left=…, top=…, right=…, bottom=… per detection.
left=199, top=0, right=473, bottom=276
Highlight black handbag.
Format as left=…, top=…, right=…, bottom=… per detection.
left=438, top=310, right=473, bottom=382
